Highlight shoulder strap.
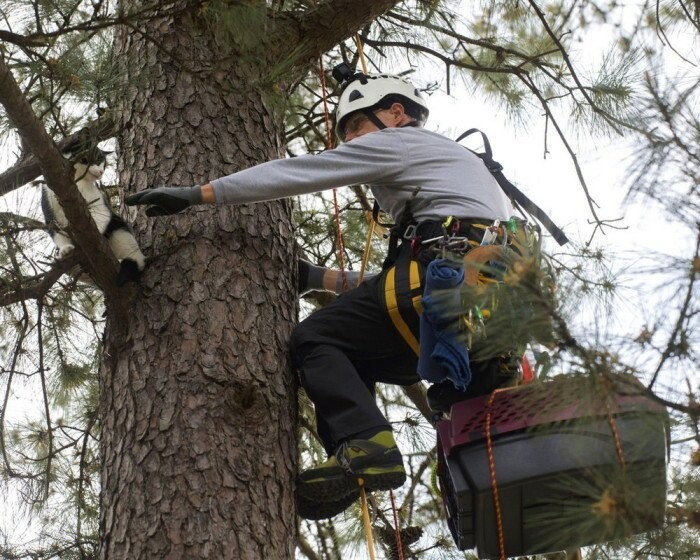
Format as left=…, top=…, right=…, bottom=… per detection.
left=456, top=128, right=569, bottom=246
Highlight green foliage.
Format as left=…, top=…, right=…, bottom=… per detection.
left=203, top=0, right=269, bottom=55
left=0, top=1, right=116, bottom=142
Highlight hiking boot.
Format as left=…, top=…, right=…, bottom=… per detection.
left=297, top=431, right=406, bottom=501
left=296, top=490, right=360, bottom=520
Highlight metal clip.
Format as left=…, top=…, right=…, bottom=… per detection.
left=480, top=219, right=501, bottom=246
left=403, top=224, right=418, bottom=240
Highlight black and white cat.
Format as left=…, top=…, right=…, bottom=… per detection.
left=41, top=145, right=146, bottom=285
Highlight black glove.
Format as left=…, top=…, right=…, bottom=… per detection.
left=124, top=186, right=202, bottom=216
left=297, top=259, right=327, bottom=295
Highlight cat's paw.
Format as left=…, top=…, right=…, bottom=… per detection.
left=116, top=258, right=143, bottom=286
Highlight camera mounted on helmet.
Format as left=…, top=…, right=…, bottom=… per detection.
left=332, top=62, right=368, bottom=86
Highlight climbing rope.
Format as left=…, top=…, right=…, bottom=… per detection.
left=354, top=35, right=369, bottom=74
left=599, top=377, right=627, bottom=470
left=358, top=212, right=376, bottom=283
left=606, top=402, right=627, bottom=469
left=352, top=34, right=377, bottom=284
left=389, top=489, right=405, bottom=560
left=318, top=55, right=348, bottom=291
left=483, top=379, right=627, bottom=560
left=484, top=388, right=509, bottom=560
left=318, top=34, right=378, bottom=288
left=359, top=484, right=377, bottom=560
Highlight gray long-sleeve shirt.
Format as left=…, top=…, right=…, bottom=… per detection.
left=211, top=127, right=512, bottom=224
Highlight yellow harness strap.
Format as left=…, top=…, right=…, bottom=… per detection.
left=382, top=260, right=422, bottom=355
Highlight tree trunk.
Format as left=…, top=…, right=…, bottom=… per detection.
left=100, top=8, right=297, bottom=559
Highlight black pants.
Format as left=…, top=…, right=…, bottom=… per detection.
left=291, top=221, right=503, bottom=455
left=291, top=261, right=423, bottom=454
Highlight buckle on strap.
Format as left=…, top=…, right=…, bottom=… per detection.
left=403, top=224, right=418, bottom=240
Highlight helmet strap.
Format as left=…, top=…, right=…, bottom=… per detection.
left=362, top=109, right=420, bottom=132
left=363, top=109, right=387, bottom=131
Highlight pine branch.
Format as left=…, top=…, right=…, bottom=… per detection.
left=0, top=52, right=129, bottom=321
left=647, top=227, right=700, bottom=389
left=0, top=116, right=115, bottom=198
left=36, top=302, right=53, bottom=503
left=401, top=382, right=432, bottom=423
left=362, top=36, right=522, bottom=74
left=526, top=0, right=632, bottom=135
left=0, top=252, right=81, bottom=307
left=0, top=29, right=51, bottom=48
left=0, top=212, right=46, bottom=231
left=0, top=2, right=204, bottom=47
left=269, top=0, right=403, bottom=75
left=517, top=72, right=606, bottom=230
left=384, top=10, right=561, bottom=68
left=0, top=299, right=33, bottom=480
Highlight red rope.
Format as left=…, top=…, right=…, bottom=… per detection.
left=606, top=409, right=626, bottom=468
left=484, top=390, right=507, bottom=560
left=389, top=489, right=404, bottom=560
left=597, top=377, right=626, bottom=469
left=318, top=58, right=348, bottom=290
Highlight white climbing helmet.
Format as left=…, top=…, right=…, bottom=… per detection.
left=335, top=73, right=429, bottom=139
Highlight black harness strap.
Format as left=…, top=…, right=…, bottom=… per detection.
left=456, top=128, right=569, bottom=246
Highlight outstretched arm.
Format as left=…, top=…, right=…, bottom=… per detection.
left=125, top=130, right=407, bottom=215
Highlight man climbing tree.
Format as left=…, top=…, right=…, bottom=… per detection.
left=125, top=66, right=563, bottom=520
left=0, top=1, right=697, bottom=559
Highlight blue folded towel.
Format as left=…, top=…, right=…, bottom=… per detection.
left=417, top=258, right=472, bottom=391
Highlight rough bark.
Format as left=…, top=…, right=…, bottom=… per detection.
left=100, top=7, right=297, bottom=559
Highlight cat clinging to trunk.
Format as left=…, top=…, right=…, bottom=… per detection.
left=41, top=143, right=146, bottom=285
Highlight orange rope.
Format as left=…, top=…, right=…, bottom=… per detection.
left=389, top=489, right=405, bottom=560
left=318, top=59, right=334, bottom=149
left=484, top=389, right=507, bottom=560
left=607, top=411, right=626, bottom=468
left=598, top=377, right=626, bottom=469
left=318, top=57, right=348, bottom=290
left=483, top=380, right=624, bottom=560
left=604, top=398, right=626, bottom=469
left=351, top=33, right=377, bottom=285
left=354, top=35, right=369, bottom=74
left=358, top=213, right=375, bottom=283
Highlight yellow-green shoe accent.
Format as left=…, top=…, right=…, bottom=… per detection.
left=297, top=431, right=406, bottom=501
